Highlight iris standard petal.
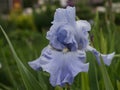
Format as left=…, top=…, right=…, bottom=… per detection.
left=56, top=28, right=77, bottom=51
left=47, top=23, right=78, bottom=51
left=62, top=25, right=78, bottom=51
left=76, top=20, right=91, bottom=50
left=47, top=24, right=67, bottom=50
left=87, top=46, right=115, bottom=66
left=57, top=29, right=67, bottom=43
left=52, top=6, right=76, bottom=24
left=76, top=20, right=91, bottom=32
left=46, top=6, right=77, bottom=51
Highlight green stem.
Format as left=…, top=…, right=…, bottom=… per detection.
left=65, top=84, right=71, bottom=90
left=55, top=86, right=63, bottom=90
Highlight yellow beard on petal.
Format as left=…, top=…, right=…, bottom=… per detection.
left=62, top=48, right=69, bottom=53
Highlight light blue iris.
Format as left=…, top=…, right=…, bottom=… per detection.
left=28, top=6, right=115, bottom=87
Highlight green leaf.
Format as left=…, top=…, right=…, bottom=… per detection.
left=87, top=52, right=100, bottom=90
left=108, top=32, right=115, bottom=53
left=100, top=29, right=107, bottom=53
left=81, top=72, right=90, bottom=90
left=91, top=11, right=100, bottom=51
left=99, top=55, right=114, bottom=90
left=0, top=25, right=44, bottom=90
left=38, top=72, right=48, bottom=89
left=1, top=51, right=17, bottom=88
left=117, top=80, right=120, bottom=90
left=0, top=83, right=13, bottom=90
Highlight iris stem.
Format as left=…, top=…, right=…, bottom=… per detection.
left=65, top=84, right=71, bottom=90
left=55, top=86, right=63, bottom=90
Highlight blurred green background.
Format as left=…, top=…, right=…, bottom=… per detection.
left=0, top=0, right=120, bottom=90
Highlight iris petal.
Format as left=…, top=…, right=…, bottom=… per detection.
left=57, top=29, right=67, bottom=43
left=52, top=6, right=76, bottom=24
left=76, top=20, right=91, bottom=50
left=29, top=46, right=89, bottom=87
left=47, top=22, right=78, bottom=51
left=101, top=53, right=115, bottom=66
left=46, top=6, right=77, bottom=51
left=76, top=20, right=91, bottom=32
left=87, top=46, right=115, bottom=66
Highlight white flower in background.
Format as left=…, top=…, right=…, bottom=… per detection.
left=23, top=8, right=33, bottom=15
left=60, top=0, right=67, bottom=7
left=38, top=0, right=44, bottom=5
left=96, top=6, right=106, bottom=13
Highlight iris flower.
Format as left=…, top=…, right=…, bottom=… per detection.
left=28, top=6, right=115, bottom=87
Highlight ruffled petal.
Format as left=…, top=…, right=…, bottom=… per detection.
left=52, top=6, right=76, bottom=24
left=47, top=23, right=78, bottom=51
left=28, top=47, right=52, bottom=70
left=62, top=25, right=78, bottom=51
left=28, top=58, right=42, bottom=70
left=101, top=53, right=115, bottom=66
left=76, top=20, right=91, bottom=32
left=57, top=29, right=67, bottom=43
left=46, top=24, right=67, bottom=50
left=29, top=46, right=89, bottom=87
left=76, top=20, right=91, bottom=50
left=86, top=46, right=115, bottom=66
left=46, top=6, right=77, bottom=51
